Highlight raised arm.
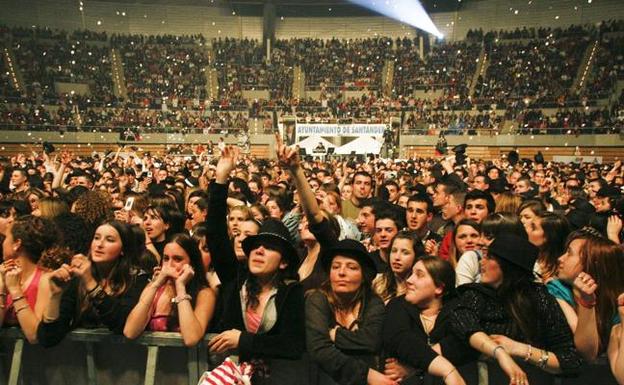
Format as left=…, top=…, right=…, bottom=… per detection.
left=276, top=133, right=323, bottom=224
left=572, top=272, right=601, bottom=361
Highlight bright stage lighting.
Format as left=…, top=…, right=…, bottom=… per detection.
left=346, top=0, right=443, bottom=38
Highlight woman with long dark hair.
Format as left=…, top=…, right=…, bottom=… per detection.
left=142, top=204, right=185, bottom=261
left=373, top=231, right=424, bottom=303
left=36, top=220, right=149, bottom=347
left=549, top=228, right=624, bottom=384
left=124, top=233, right=216, bottom=346
left=451, top=234, right=581, bottom=385
left=526, top=212, right=571, bottom=282
left=306, top=239, right=395, bottom=385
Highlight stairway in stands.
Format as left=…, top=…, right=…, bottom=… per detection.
left=2, top=45, right=25, bottom=96
left=469, top=45, right=486, bottom=97
left=110, top=48, right=128, bottom=100
left=204, top=45, right=220, bottom=101
left=382, top=60, right=394, bottom=97
left=572, top=39, right=599, bottom=93
left=292, top=65, right=305, bottom=99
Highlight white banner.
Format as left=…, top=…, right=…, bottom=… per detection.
left=295, top=123, right=386, bottom=138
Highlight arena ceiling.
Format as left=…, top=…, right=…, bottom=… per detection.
left=96, top=0, right=464, bottom=16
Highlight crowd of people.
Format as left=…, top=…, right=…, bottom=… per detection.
left=11, top=39, right=114, bottom=103
left=0, top=136, right=623, bottom=384
left=115, top=36, right=208, bottom=106
left=1, top=24, right=624, bottom=134
left=392, top=41, right=480, bottom=98
left=474, top=36, right=590, bottom=106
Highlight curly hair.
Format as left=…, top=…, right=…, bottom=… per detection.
left=10, top=215, right=59, bottom=263
left=72, top=190, right=114, bottom=231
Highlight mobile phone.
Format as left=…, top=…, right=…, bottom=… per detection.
left=147, top=171, right=153, bottom=178
left=124, top=197, right=135, bottom=211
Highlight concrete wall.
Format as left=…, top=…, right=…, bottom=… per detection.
left=0, top=0, right=263, bottom=39
left=399, top=133, right=624, bottom=147
left=1, top=0, right=622, bottom=41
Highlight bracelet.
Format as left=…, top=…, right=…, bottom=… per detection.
left=575, top=294, right=596, bottom=308
left=11, top=295, right=25, bottom=303
left=524, top=344, right=533, bottom=362
left=443, top=367, right=457, bottom=382
left=15, top=305, right=29, bottom=315
left=492, top=345, right=505, bottom=359
left=537, top=349, right=549, bottom=369
left=171, top=294, right=191, bottom=304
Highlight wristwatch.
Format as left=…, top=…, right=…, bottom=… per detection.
left=171, top=294, right=192, bottom=304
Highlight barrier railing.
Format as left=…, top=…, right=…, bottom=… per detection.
left=0, top=327, right=215, bottom=385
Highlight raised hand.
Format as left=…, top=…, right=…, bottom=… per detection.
left=216, top=145, right=239, bottom=183
left=573, top=272, right=598, bottom=304
left=60, top=151, right=73, bottom=166
left=425, top=239, right=439, bottom=256
left=275, top=132, right=301, bottom=170
left=4, top=265, right=23, bottom=297
left=70, top=254, right=96, bottom=289
left=607, top=215, right=622, bottom=243
left=49, top=264, right=73, bottom=295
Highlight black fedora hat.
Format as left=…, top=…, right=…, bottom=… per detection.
left=242, top=219, right=299, bottom=272
left=322, top=239, right=377, bottom=282
left=488, top=234, right=538, bottom=273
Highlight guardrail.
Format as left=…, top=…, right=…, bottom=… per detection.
left=0, top=327, right=617, bottom=385
left=0, top=327, right=215, bottom=385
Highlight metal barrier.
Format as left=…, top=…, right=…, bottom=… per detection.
left=0, top=327, right=215, bottom=385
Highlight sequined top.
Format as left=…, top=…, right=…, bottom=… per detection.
left=451, top=283, right=582, bottom=375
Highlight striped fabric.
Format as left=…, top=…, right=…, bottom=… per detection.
left=197, top=358, right=253, bottom=385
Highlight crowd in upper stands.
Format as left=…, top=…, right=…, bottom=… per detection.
left=0, top=21, right=623, bottom=134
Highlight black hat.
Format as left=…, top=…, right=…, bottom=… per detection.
left=569, top=198, right=595, bottom=214
left=322, top=239, right=377, bottom=283
left=242, top=219, right=299, bottom=274
left=488, top=178, right=508, bottom=193
left=488, top=234, right=538, bottom=273
left=534, top=151, right=545, bottom=165
left=596, top=186, right=621, bottom=199
left=452, top=144, right=467, bottom=153
left=507, top=150, right=519, bottom=166
left=566, top=209, right=592, bottom=231
left=43, top=141, right=55, bottom=154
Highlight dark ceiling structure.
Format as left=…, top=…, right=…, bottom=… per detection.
left=223, top=0, right=465, bottom=17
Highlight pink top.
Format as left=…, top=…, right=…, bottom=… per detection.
left=245, top=308, right=261, bottom=334
left=148, top=286, right=180, bottom=332
left=5, top=267, right=43, bottom=325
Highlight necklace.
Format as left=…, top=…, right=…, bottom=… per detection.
left=419, top=312, right=439, bottom=335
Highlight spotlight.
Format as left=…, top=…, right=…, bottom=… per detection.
left=346, top=0, right=443, bottom=38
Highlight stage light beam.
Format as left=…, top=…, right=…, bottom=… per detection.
left=346, top=0, right=443, bottom=38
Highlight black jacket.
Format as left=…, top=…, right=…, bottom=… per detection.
left=37, top=272, right=149, bottom=347
left=305, top=289, right=385, bottom=385
left=213, top=279, right=306, bottom=361
left=383, top=295, right=478, bottom=372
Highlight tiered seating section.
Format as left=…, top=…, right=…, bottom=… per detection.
left=0, top=21, right=623, bottom=135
